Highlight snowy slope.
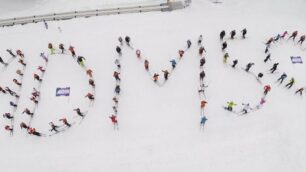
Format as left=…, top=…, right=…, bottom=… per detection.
left=1, top=0, right=306, bottom=171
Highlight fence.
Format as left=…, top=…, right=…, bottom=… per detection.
left=0, top=1, right=185, bottom=27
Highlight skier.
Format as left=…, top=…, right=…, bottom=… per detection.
left=112, top=96, right=118, bottom=105
left=59, top=44, right=65, bottom=54
left=40, top=52, right=48, bottom=63
left=281, top=31, right=288, bottom=39
left=20, top=122, right=29, bottom=130
left=3, top=113, right=13, bottom=119
left=125, top=36, right=131, bottom=46
left=74, top=108, right=85, bottom=118
left=241, top=28, right=247, bottom=39
left=16, top=69, right=24, bottom=76
left=285, top=77, right=295, bottom=89
left=115, top=85, right=121, bottom=94
left=266, top=37, right=274, bottom=45
left=263, top=85, right=271, bottom=96
left=200, top=71, right=205, bottom=81
left=226, top=101, right=237, bottom=111
left=295, top=87, right=305, bottom=96
left=49, top=122, right=60, bottom=132
left=220, top=30, right=226, bottom=40
left=245, top=62, right=255, bottom=72
left=10, top=101, right=17, bottom=108
left=144, top=59, right=149, bottom=70
left=113, top=71, right=120, bottom=81
left=16, top=50, right=24, bottom=58
left=86, top=69, right=93, bottom=78
left=59, top=118, right=71, bottom=127
left=136, top=49, right=141, bottom=59
left=288, top=31, right=298, bottom=41
left=68, top=46, right=76, bottom=57
left=13, top=78, right=22, bottom=86
left=269, top=63, right=279, bottom=73
left=264, top=54, right=271, bottom=63
left=232, top=59, right=238, bottom=68
left=89, top=79, right=95, bottom=87
left=116, top=46, right=122, bottom=55
left=30, top=96, right=39, bottom=104
left=230, top=30, right=236, bottom=39
left=33, top=73, right=42, bottom=82
left=170, top=59, right=177, bottom=69
left=178, top=50, right=184, bottom=58
left=37, top=66, right=45, bottom=73
left=0, top=86, right=6, bottom=94
left=153, top=73, right=159, bottom=82
left=199, top=46, right=206, bottom=56
left=222, top=41, right=227, bottom=51
left=200, top=100, right=208, bottom=109
left=4, top=125, right=13, bottom=135
left=273, top=34, right=281, bottom=42
left=276, top=73, right=287, bottom=84
left=162, top=70, right=169, bottom=80
left=43, top=20, right=48, bottom=29
left=198, top=35, right=203, bottom=45
left=200, top=57, right=206, bottom=67
left=0, top=56, right=8, bottom=66
left=112, top=106, right=118, bottom=114
left=115, top=59, right=121, bottom=69
left=28, top=127, right=42, bottom=136
left=6, top=49, right=16, bottom=58
left=200, top=115, right=207, bottom=128
left=22, top=108, right=34, bottom=116
left=297, top=35, right=305, bottom=45
left=48, top=43, right=56, bottom=54
left=85, top=93, right=95, bottom=100
left=5, top=87, right=15, bottom=96
left=110, top=114, right=118, bottom=129
left=77, top=56, right=86, bottom=67
left=257, top=73, right=264, bottom=80
left=241, top=103, right=251, bottom=114
left=118, top=37, right=123, bottom=46
left=198, top=84, right=208, bottom=94
left=32, top=88, right=40, bottom=98
left=265, top=45, right=270, bottom=54
left=223, top=53, right=229, bottom=63
left=187, top=40, right=192, bottom=49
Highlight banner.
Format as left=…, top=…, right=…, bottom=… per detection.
left=56, top=87, right=70, bottom=97
left=290, top=56, right=303, bottom=64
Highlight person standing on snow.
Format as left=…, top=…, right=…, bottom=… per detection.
left=49, top=122, right=60, bottom=132
left=222, top=41, right=227, bottom=51
left=85, top=93, right=95, bottom=100
left=187, top=40, right=192, bottom=49
left=276, top=73, right=287, bottom=84
left=144, top=59, right=149, bottom=71
left=200, top=116, right=207, bottom=128
left=200, top=71, right=205, bottom=81
left=226, top=101, right=237, bottom=111
left=199, top=46, right=206, bottom=56
left=200, top=57, right=206, bottom=68
left=297, top=35, right=305, bottom=45
left=245, top=62, right=255, bottom=72
left=0, top=56, right=8, bottom=66
left=220, top=30, right=226, bottom=40
left=241, top=103, right=251, bottom=114
left=295, top=87, right=305, bottom=96
left=232, top=59, right=238, bottom=68
left=230, top=30, right=236, bottom=39
left=285, top=77, right=295, bottom=89
left=59, top=118, right=71, bottom=127
left=241, top=28, right=247, bottom=39
left=116, top=46, right=122, bottom=56
left=162, top=70, right=169, bottom=80
left=110, top=114, right=119, bottom=129
left=6, top=49, right=16, bottom=58
left=269, top=63, right=279, bottom=73
left=170, top=59, right=177, bottom=69
left=198, top=35, right=203, bottom=45
left=77, top=56, right=86, bottom=67
left=113, top=71, right=120, bottom=81
left=3, top=113, right=13, bottom=119
left=288, top=31, right=298, bottom=41
left=263, top=85, right=271, bottom=96
left=264, top=54, right=271, bottom=63
left=223, top=53, right=229, bottom=64
left=69, top=46, right=76, bottom=57
left=153, top=73, right=159, bottom=82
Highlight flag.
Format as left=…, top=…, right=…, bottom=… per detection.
left=56, top=87, right=70, bottom=97
left=291, top=56, right=303, bottom=64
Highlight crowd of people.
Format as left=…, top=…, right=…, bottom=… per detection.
left=264, top=31, right=306, bottom=96
left=1, top=49, right=26, bottom=135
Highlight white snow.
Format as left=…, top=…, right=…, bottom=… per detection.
left=1, top=0, right=306, bottom=171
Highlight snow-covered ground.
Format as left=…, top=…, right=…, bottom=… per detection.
left=1, top=0, right=306, bottom=171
